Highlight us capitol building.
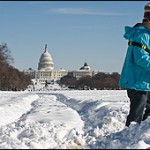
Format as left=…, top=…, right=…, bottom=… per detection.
left=25, top=44, right=94, bottom=84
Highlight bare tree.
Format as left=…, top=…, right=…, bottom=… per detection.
left=0, top=43, right=13, bottom=64
left=0, top=43, right=31, bottom=91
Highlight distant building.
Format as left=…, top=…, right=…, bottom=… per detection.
left=68, top=62, right=94, bottom=79
left=25, top=44, right=94, bottom=84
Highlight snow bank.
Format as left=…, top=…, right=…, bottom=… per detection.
left=0, top=92, right=39, bottom=126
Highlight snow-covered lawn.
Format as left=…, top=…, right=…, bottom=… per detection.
left=0, top=89, right=150, bottom=149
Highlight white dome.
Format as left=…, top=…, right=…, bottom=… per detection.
left=38, top=44, right=54, bottom=70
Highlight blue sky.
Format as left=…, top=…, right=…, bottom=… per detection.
left=0, top=1, right=148, bottom=73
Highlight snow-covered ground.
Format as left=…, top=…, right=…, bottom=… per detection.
left=0, top=84, right=150, bottom=149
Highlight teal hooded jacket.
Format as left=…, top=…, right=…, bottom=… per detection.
left=119, top=24, right=150, bottom=91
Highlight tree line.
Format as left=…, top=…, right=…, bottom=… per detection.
left=0, top=43, right=31, bottom=91
left=60, top=72, right=121, bottom=90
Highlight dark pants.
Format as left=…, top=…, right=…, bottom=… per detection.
left=126, top=89, right=150, bottom=127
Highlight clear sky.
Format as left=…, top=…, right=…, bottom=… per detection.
left=0, top=1, right=148, bottom=73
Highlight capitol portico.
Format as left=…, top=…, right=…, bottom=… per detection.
left=25, top=44, right=94, bottom=84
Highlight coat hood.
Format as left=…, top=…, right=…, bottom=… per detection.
left=124, top=24, right=150, bottom=40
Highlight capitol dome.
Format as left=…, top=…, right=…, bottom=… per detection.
left=38, top=44, right=54, bottom=70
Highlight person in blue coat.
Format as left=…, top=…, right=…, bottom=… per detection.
left=119, top=3, right=150, bottom=127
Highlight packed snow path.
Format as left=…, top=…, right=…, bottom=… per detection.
left=0, top=92, right=85, bottom=149
left=1, top=90, right=150, bottom=149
